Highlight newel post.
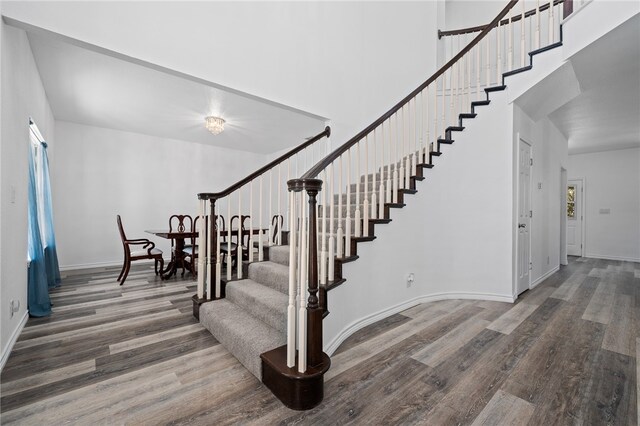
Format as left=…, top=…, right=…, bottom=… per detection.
left=303, top=178, right=323, bottom=367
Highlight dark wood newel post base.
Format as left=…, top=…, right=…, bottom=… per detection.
left=191, top=294, right=207, bottom=320
left=261, top=345, right=331, bottom=410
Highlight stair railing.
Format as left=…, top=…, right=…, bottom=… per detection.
left=285, top=0, right=565, bottom=374
left=195, top=126, right=331, bottom=303
left=439, top=0, right=566, bottom=74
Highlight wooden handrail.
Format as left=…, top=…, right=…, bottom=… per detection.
left=299, top=0, right=519, bottom=180
left=198, top=126, right=331, bottom=201
left=438, top=0, right=565, bottom=39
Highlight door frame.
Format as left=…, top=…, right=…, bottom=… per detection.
left=567, top=177, right=586, bottom=257
left=516, top=134, right=533, bottom=295
left=560, top=167, right=568, bottom=265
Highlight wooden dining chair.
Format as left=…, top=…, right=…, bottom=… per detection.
left=271, top=214, right=284, bottom=245
left=169, top=214, right=193, bottom=275
left=116, top=215, right=164, bottom=285
left=182, top=215, right=201, bottom=277
left=218, top=215, right=238, bottom=269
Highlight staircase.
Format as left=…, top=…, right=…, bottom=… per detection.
left=194, top=0, right=572, bottom=411
left=199, top=246, right=290, bottom=379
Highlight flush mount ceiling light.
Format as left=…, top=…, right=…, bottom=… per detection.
left=205, top=116, right=226, bottom=135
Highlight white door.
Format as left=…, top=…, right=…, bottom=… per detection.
left=517, top=139, right=532, bottom=295
left=567, top=179, right=583, bottom=256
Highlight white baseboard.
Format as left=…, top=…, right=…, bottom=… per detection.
left=60, top=259, right=157, bottom=272
left=585, top=253, right=640, bottom=263
left=1, top=310, right=29, bottom=372
left=324, top=291, right=514, bottom=356
left=530, top=266, right=560, bottom=289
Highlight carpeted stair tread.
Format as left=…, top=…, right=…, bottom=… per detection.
left=199, top=299, right=285, bottom=380
left=268, top=245, right=290, bottom=266
left=248, top=261, right=289, bottom=294
left=226, top=279, right=287, bottom=332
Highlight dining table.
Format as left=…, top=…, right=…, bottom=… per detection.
left=145, top=229, right=198, bottom=279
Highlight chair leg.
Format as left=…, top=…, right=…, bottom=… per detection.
left=155, top=257, right=164, bottom=276
left=120, top=260, right=132, bottom=286
left=117, top=255, right=127, bottom=282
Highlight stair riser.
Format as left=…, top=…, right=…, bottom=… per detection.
left=226, top=282, right=287, bottom=332
left=268, top=245, right=290, bottom=266
left=248, top=262, right=289, bottom=294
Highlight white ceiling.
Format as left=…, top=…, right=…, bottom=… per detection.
left=517, top=13, right=640, bottom=155
left=26, top=32, right=328, bottom=155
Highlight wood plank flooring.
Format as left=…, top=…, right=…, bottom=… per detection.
left=1, top=257, right=637, bottom=424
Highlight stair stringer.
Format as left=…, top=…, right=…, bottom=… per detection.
left=323, top=89, right=517, bottom=355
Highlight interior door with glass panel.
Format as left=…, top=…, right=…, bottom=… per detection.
left=567, top=179, right=583, bottom=256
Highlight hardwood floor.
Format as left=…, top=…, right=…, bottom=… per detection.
left=1, top=257, right=637, bottom=424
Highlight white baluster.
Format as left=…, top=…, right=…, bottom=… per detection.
left=406, top=101, right=412, bottom=189
left=328, top=163, right=335, bottom=281
left=508, top=14, right=514, bottom=71
left=467, top=34, right=471, bottom=108
left=237, top=188, right=242, bottom=280
left=414, top=94, right=419, bottom=172
left=363, top=135, right=370, bottom=237
left=521, top=0, right=526, bottom=67
left=197, top=199, right=206, bottom=300
left=433, top=81, right=437, bottom=162
left=287, top=190, right=297, bottom=368
left=249, top=181, right=254, bottom=262
left=227, top=197, right=232, bottom=281
left=345, top=149, right=352, bottom=257
left=425, top=85, right=430, bottom=162
left=258, top=176, right=264, bottom=261
left=337, top=156, right=344, bottom=258
left=379, top=122, right=386, bottom=219
left=486, top=35, right=491, bottom=87
left=497, top=22, right=503, bottom=83
left=269, top=170, right=273, bottom=246
left=442, top=70, right=447, bottom=138
left=355, top=142, right=361, bottom=238
left=536, top=0, right=541, bottom=50
left=451, top=62, right=456, bottom=123
left=297, top=190, right=307, bottom=373
left=420, top=89, right=425, bottom=163
left=215, top=206, right=221, bottom=298
left=277, top=163, right=282, bottom=245
left=398, top=108, right=405, bottom=192
left=392, top=114, right=399, bottom=204
left=548, top=0, right=554, bottom=45
left=456, top=35, right=461, bottom=116
left=476, top=43, right=481, bottom=100
left=371, top=128, right=378, bottom=221
left=320, top=169, right=328, bottom=285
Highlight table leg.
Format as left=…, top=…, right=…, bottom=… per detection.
left=161, top=237, right=185, bottom=279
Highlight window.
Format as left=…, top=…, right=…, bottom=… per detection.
left=567, top=185, right=576, bottom=219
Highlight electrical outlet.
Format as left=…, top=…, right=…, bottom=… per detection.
left=10, top=300, right=20, bottom=318
left=406, top=273, right=415, bottom=288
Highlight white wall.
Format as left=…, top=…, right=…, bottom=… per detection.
left=325, top=89, right=515, bottom=353
left=2, top=1, right=439, bottom=157
left=52, top=121, right=270, bottom=269
left=1, top=23, right=56, bottom=368
left=513, top=104, right=568, bottom=288
left=567, top=148, right=640, bottom=262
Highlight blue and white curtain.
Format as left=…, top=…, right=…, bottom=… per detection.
left=27, top=121, right=61, bottom=317
left=38, top=142, right=61, bottom=288
left=27, top=136, right=51, bottom=316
